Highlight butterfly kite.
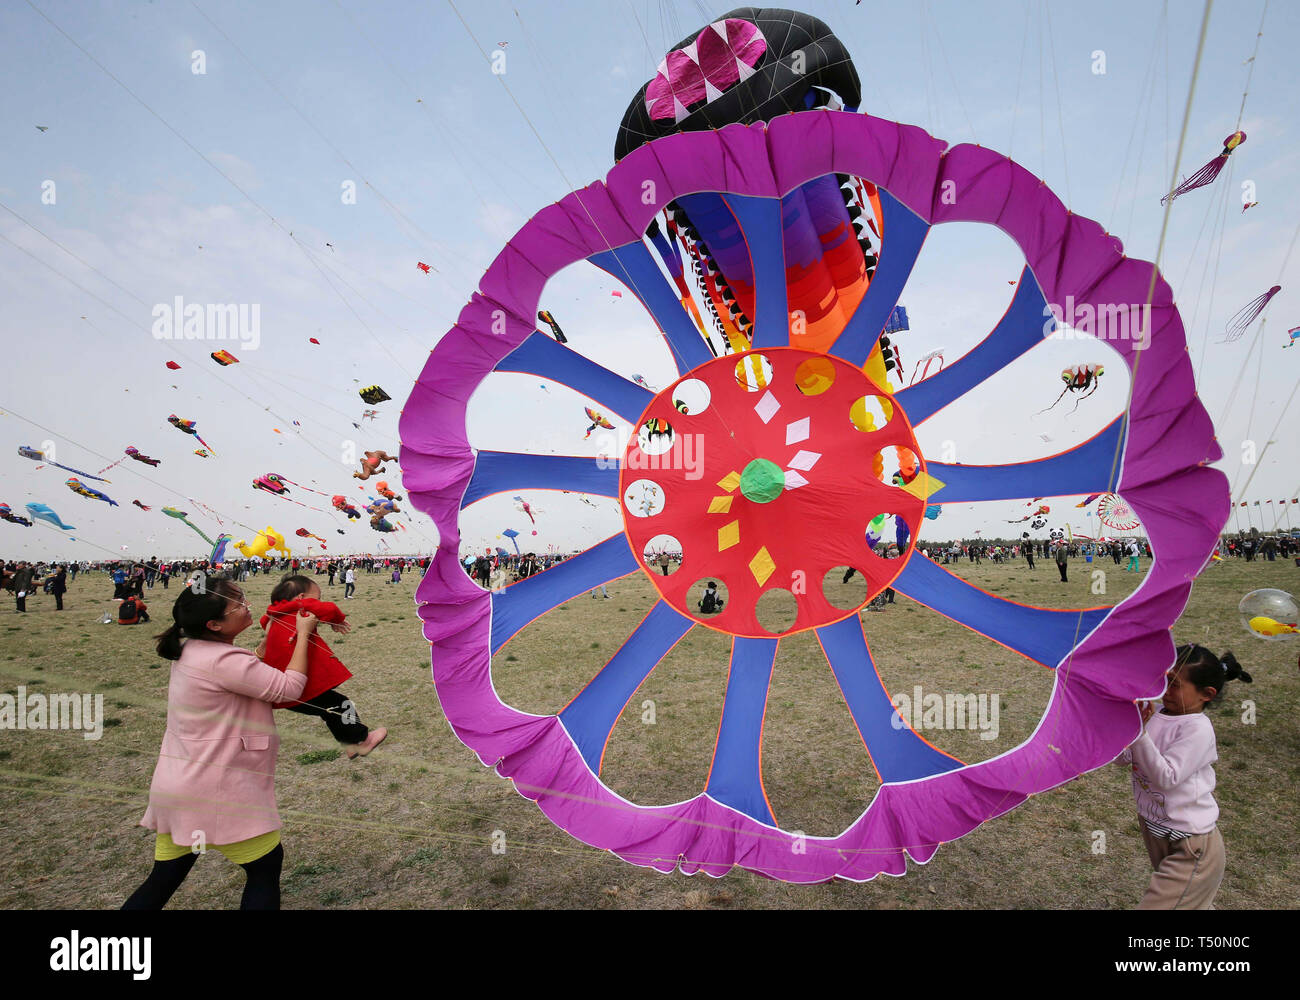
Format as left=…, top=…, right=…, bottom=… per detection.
left=583, top=407, right=614, bottom=439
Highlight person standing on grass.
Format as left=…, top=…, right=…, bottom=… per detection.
left=124, top=575, right=316, bottom=910
left=343, top=563, right=356, bottom=600
left=50, top=565, right=67, bottom=611
left=1117, top=644, right=1251, bottom=909
left=1054, top=541, right=1068, bottom=583
left=12, top=561, right=37, bottom=613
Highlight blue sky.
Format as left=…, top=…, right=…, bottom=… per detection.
left=1, top=0, right=1297, bottom=560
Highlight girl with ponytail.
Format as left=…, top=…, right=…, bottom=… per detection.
left=124, top=574, right=318, bottom=910
left=1118, top=644, right=1253, bottom=909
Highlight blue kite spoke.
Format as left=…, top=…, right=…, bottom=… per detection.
left=491, top=534, right=639, bottom=655
left=463, top=452, right=620, bottom=507
left=559, top=602, right=694, bottom=774
left=496, top=331, right=654, bottom=424
left=891, top=554, right=1111, bottom=668
left=829, top=189, right=930, bottom=367
left=705, top=637, right=778, bottom=826
left=588, top=242, right=712, bottom=375
left=926, top=417, right=1125, bottom=504
left=896, top=269, right=1050, bottom=424
left=723, top=194, right=789, bottom=350
left=817, top=616, right=963, bottom=783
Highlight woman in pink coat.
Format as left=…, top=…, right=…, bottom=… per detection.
left=123, top=575, right=316, bottom=910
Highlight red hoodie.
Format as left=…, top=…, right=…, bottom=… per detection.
left=258, top=597, right=354, bottom=708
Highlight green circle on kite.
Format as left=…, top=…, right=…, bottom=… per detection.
left=739, top=458, right=785, bottom=504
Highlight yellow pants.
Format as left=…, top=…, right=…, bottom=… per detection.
left=155, top=830, right=280, bottom=865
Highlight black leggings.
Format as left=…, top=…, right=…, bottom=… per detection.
left=122, top=843, right=283, bottom=910
left=287, top=688, right=368, bottom=744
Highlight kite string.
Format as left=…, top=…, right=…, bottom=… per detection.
left=1103, top=0, right=1213, bottom=496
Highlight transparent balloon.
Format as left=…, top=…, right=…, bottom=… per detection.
left=1238, top=589, right=1300, bottom=641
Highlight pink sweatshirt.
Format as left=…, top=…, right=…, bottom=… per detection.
left=141, top=639, right=307, bottom=845
left=1120, top=711, right=1219, bottom=835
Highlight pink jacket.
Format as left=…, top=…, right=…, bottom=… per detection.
left=141, top=639, right=307, bottom=846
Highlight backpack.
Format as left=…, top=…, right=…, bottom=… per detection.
left=699, top=590, right=721, bottom=614
left=119, top=599, right=138, bottom=622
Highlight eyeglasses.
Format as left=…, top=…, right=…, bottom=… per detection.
left=221, top=594, right=252, bottom=614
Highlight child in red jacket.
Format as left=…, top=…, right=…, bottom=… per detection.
left=257, top=575, right=387, bottom=759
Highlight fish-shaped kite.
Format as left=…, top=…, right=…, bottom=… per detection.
left=24, top=503, right=73, bottom=530
left=66, top=477, right=118, bottom=506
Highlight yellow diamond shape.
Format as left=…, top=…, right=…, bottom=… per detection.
left=717, top=471, right=741, bottom=493
left=748, top=546, right=775, bottom=586
left=899, top=471, right=947, bottom=501
left=707, top=495, right=734, bottom=514
left=718, top=520, right=740, bottom=551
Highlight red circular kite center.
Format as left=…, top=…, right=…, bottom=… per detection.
left=619, top=348, right=927, bottom=637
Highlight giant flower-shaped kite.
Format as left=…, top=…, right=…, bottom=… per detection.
left=401, top=113, right=1228, bottom=882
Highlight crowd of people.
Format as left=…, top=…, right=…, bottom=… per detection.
left=0, top=554, right=431, bottom=614
left=2, top=525, right=1288, bottom=911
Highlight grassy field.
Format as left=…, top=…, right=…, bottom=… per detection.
left=1, top=553, right=1297, bottom=909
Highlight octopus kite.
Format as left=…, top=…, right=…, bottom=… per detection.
left=1039, top=364, right=1104, bottom=414
left=1161, top=131, right=1246, bottom=205
left=354, top=450, right=398, bottom=480
left=66, top=477, right=118, bottom=506
left=132, top=500, right=151, bottom=511
left=1223, top=285, right=1281, bottom=343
